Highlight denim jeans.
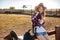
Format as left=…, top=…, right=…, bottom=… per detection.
left=35, top=32, right=48, bottom=36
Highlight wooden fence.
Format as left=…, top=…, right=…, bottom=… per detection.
left=46, top=9, right=60, bottom=17
left=46, top=25, right=60, bottom=40
left=55, top=25, right=60, bottom=40
left=0, top=9, right=60, bottom=16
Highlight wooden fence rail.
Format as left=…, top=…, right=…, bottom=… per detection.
left=47, top=25, right=60, bottom=40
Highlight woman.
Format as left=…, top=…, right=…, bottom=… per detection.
left=31, top=3, right=49, bottom=40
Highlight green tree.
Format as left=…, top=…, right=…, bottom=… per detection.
left=10, top=7, right=15, bottom=10
left=22, top=5, right=27, bottom=12
left=23, top=5, right=27, bottom=8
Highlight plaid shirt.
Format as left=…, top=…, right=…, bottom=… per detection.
left=31, top=12, right=44, bottom=27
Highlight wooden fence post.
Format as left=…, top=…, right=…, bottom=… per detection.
left=55, top=25, right=60, bottom=40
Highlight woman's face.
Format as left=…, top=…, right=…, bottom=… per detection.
left=39, top=6, right=44, bottom=13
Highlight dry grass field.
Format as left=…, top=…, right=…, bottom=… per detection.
left=0, top=14, right=60, bottom=40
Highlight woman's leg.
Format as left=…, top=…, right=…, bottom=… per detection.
left=37, top=35, right=46, bottom=40
left=44, top=34, right=50, bottom=40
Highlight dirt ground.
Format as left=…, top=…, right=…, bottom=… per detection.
left=0, top=14, right=60, bottom=40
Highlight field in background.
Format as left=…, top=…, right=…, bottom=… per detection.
left=0, top=14, right=60, bottom=40
left=0, top=9, right=60, bottom=16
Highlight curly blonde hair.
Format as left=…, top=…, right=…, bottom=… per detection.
left=35, top=4, right=46, bottom=18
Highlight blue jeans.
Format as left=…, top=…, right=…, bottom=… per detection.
left=35, top=32, right=48, bottom=36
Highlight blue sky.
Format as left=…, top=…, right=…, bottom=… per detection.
left=0, top=0, right=60, bottom=9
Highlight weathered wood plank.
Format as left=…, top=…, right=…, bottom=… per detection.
left=55, top=25, right=60, bottom=40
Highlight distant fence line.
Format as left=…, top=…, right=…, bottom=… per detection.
left=0, top=9, right=60, bottom=16
left=46, top=9, right=60, bottom=17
